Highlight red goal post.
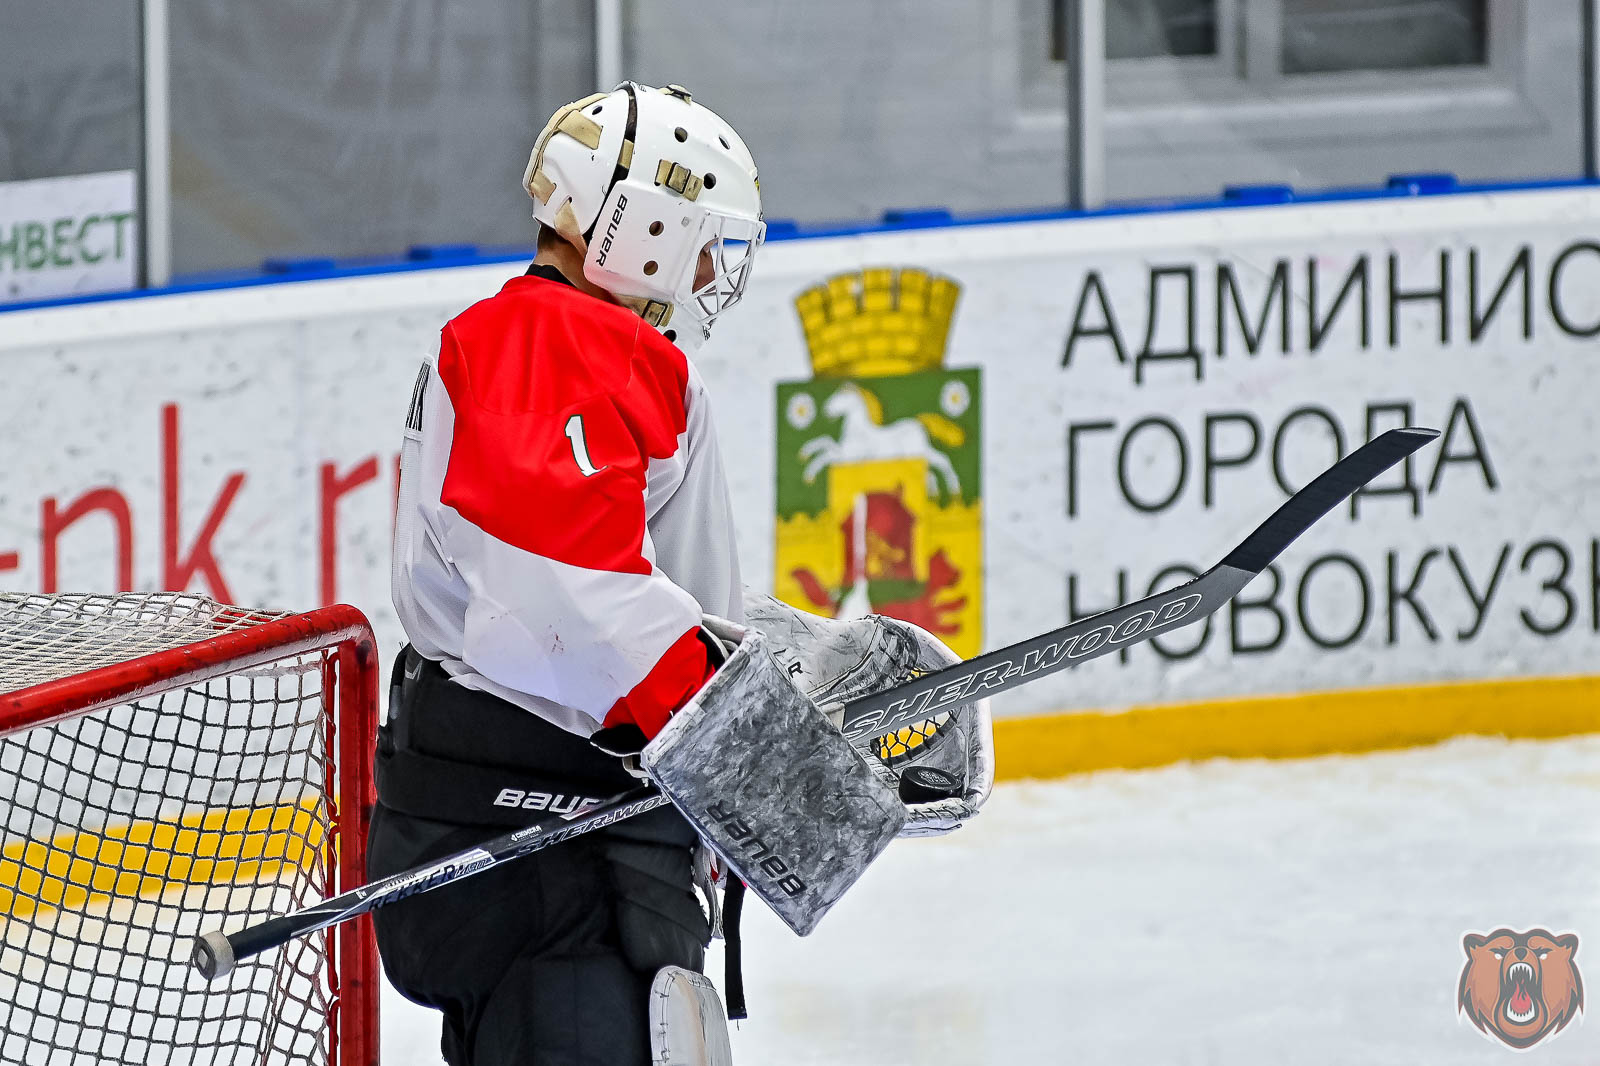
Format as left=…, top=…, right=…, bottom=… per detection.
left=0, top=593, right=380, bottom=1066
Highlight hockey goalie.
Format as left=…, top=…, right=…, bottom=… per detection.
left=373, top=82, right=995, bottom=1066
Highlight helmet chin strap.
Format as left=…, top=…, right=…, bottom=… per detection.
left=563, top=235, right=674, bottom=329
left=552, top=206, right=674, bottom=333
left=613, top=294, right=674, bottom=328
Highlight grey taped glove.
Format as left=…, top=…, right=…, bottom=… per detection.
left=740, top=591, right=994, bottom=837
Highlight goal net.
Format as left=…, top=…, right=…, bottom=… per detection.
left=0, top=592, right=379, bottom=1066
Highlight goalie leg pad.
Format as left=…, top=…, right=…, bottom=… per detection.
left=642, top=628, right=905, bottom=936
left=649, top=966, right=733, bottom=1066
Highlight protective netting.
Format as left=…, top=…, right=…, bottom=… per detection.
left=0, top=592, right=287, bottom=692
left=0, top=593, right=346, bottom=1066
left=872, top=712, right=951, bottom=765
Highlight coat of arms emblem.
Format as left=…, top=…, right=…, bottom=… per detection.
left=773, top=267, right=982, bottom=657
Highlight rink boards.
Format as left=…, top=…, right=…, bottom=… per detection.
left=2, top=184, right=1599, bottom=774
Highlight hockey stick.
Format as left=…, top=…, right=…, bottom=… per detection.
left=192, top=426, right=1436, bottom=980
left=193, top=785, right=670, bottom=979
left=838, top=425, right=1442, bottom=745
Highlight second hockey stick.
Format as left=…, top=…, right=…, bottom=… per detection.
left=193, top=425, right=1437, bottom=980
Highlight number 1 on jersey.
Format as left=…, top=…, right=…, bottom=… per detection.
left=564, top=414, right=607, bottom=477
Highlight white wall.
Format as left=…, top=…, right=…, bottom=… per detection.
left=3, top=186, right=1597, bottom=718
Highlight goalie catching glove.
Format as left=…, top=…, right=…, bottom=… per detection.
left=740, top=592, right=994, bottom=838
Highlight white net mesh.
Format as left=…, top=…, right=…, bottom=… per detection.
left=0, top=593, right=288, bottom=694
left=0, top=592, right=356, bottom=1066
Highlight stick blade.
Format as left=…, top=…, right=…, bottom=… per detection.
left=1220, top=427, right=1438, bottom=574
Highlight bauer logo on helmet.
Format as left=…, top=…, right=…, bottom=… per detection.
left=593, top=193, right=628, bottom=268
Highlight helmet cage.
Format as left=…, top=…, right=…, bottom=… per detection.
left=685, top=214, right=764, bottom=334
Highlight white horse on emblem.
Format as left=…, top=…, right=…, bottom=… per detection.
left=799, top=382, right=963, bottom=498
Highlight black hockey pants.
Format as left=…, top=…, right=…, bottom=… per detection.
left=367, top=648, right=710, bottom=1066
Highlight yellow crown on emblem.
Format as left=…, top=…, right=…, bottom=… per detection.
left=794, top=267, right=960, bottom=378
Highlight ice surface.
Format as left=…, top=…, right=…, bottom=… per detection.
left=377, top=734, right=1600, bottom=1063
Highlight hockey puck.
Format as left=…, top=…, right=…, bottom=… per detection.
left=898, top=765, right=964, bottom=804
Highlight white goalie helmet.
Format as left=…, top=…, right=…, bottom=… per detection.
left=522, top=82, right=765, bottom=347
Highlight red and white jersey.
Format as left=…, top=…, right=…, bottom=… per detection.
left=392, top=265, right=742, bottom=738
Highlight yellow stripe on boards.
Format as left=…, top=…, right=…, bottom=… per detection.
left=993, top=674, right=1600, bottom=781
left=0, top=797, right=327, bottom=920
left=6, top=674, right=1590, bottom=917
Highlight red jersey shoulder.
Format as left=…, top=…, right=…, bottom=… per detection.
left=434, top=276, right=691, bottom=574
left=441, top=275, right=688, bottom=425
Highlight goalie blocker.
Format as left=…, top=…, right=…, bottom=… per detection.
left=642, top=625, right=906, bottom=936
